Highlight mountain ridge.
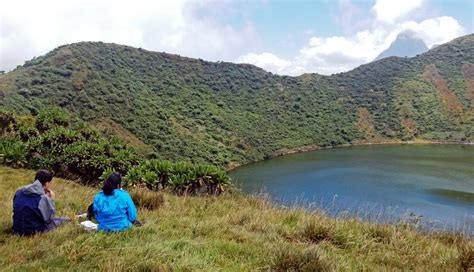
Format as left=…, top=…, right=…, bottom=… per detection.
left=374, top=31, right=429, bottom=61
left=1, top=34, right=473, bottom=166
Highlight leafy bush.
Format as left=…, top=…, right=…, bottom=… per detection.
left=125, top=160, right=231, bottom=195
left=0, top=138, right=27, bottom=168
left=0, top=109, right=232, bottom=195
left=13, top=117, right=39, bottom=141
left=35, top=108, right=70, bottom=132
left=1, top=39, right=473, bottom=168
left=0, top=111, right=15, bottom=135
left=0, top=109, right=141, bottom=184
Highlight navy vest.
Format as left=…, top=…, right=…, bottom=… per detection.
left=12, top=190, right=47, bottom=235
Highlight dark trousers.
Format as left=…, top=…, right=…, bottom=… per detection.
left=44, top=217, right=71, bottom=232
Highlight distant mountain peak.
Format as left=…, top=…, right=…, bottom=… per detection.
left=374, top=30, right=428, bottom=61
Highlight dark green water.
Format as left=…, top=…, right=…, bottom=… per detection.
left=230, top=145, right=474, bottom=234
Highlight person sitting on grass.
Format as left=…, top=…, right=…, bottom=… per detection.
left=92, top=173, right=137, bottom=231
left=13, top=169, right=71, bottom=236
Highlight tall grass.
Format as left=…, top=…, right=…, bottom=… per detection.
left=0, top=166, right=472, bottom=271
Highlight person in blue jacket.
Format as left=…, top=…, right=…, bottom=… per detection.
left=13, top=169, right=70, bottom=235
left=93, top=173, right=137, bottom=231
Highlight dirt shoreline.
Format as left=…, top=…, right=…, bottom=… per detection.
left=225, top=140, right=474, bottom=172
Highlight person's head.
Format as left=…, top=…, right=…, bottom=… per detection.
left=102, top=173, right=122, bottom=196
left=35, top=169, right=53, bottom=190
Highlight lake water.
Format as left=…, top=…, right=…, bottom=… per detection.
left=230, top=144, right=474, bottom=234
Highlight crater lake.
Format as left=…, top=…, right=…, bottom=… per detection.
left=230, top=144, right=474, bottom=234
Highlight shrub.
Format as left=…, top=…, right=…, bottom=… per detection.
left=0, top=138, right=27, bottom=168
left=14, top=117, right=39, bottom=141
left=0, top=111, right=15, bottom=135
left=125, top=160, right=231, bottom=195
left=0, top=110, right=231, bottom=195
left=1, top=110, right=142, bottom=184
left=35, top=108, right=70, bottom=132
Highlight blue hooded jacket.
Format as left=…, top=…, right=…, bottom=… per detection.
left=93, top=189, right=137, bottom=231
left=13, top=180, right=55, bottom=235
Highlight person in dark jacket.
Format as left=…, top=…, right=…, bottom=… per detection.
left=13, top=170, right=70, bottom=236
left=93, top=173, right=137, bottom=231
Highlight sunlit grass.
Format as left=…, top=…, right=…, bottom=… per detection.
left=0, top=166, right=471, bottom=271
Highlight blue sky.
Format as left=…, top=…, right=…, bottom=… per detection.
left=247, top=0, right=472, bottom=57
left=1, top=0, right=473, bottom=75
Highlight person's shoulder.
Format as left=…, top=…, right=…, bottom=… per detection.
left=93, top=191, right=105, bottom=200
left=14, top=183, right=29, bottom=193
left=13, top=185, right=28, bottom=197
left=115, top=189, right=133, bottom=200
left=115, top=189, right=131, bottom=196
left=13, top=188, right=23, bottom=200
left=95, top=190, right=105, bottom=196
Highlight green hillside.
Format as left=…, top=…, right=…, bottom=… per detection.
left=0, top=167, right=472, bottom=271
left=1, top=35, right=473, bottom=167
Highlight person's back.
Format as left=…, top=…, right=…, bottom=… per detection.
left=12, top=169, right=69, bottom=236
left=13, top=180, right=52, bottom=235
left=93, top=189, right=137, bottom=231
left=93, top=173, right=137, bottom=231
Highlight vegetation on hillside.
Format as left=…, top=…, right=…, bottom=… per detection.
left=0, top=167, right=472, bottom=271
left=0, top=35, right=472, bottom=167
left=0, top=110, right=230, bottom=195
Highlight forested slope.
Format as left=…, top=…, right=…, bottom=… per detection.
left=1, top=34, right=473, bottom=166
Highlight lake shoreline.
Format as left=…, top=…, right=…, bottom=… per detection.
left=225, top=140, right=474, bottom=172
left=229, top=142, right=474, bottom=235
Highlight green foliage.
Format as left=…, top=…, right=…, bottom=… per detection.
left=124, top=160, right=230, bottom=195
left=0, top=35, right=473, bottom=167
left=0, top=138, right=27, bottom=167
left=0, top=110, right=231, bottom=194
left=0, top=111, right=15, bottom=135
left=35, top=108, right=70, bottom=132
left=0, top=110, right=141, bottom=184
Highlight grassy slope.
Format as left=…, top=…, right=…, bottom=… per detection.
left=0, top=35, right=472, bottom=167
left=0, top=167, right=472, bottom=271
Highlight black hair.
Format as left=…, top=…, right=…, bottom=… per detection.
left=35, top=169, right=53, bottom=185
left=102, top=173, right=122, bottom=196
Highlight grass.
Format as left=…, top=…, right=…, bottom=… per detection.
left=0, top=166, right=472, bottom=271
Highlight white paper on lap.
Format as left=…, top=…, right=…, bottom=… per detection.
left=80, top=220, right=98, bottom=231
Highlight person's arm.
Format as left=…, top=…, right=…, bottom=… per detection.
left=45, top=188, right=55, bottom=199
left=92, top=194, right=100, bottom=220
left=38, top=195, right=56, bottom=223
left=125, top=193, right=137, bottom=223
left=87, top=203, right=94, bottom=220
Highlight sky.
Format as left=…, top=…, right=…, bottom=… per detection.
left=0, top=0, right=472, bottom=75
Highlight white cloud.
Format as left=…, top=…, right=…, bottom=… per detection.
left=0, top=0, right=468, bottom=76
left=0, top=0, right=260, bottom=71
left=372, top=0, right=425, bottom=23
left=237, top=1, right=466, bottom=76
left=236, top=52, right=292, bottom=74
left=399, top=16, right=465, bottom=47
